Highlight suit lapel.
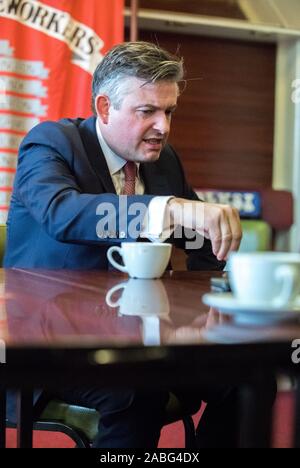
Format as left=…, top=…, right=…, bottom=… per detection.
left=140, top=161, right=172, bottom=196
left=78, top=117, right=116, bottom=194
left=78, top=117, right=172, bottom=196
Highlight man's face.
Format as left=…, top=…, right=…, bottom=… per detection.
left=97, top=78, right=178, bottom=163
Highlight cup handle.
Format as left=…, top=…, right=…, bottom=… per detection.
left=105, top=283, right=127, bottom=307
left=273, top=265, right=300, bottom=307
left=107, top=246, right=128, bottom=273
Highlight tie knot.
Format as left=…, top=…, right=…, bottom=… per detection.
left=123, top=161, right=136, bottom=181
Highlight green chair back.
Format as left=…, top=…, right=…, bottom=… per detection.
left=239, top=220, right=272, bottom=252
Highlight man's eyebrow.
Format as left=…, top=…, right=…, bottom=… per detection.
left=136, top=104, right=178, bottom=111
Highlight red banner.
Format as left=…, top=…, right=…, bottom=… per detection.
left=0, top=0, right=124, bottom=223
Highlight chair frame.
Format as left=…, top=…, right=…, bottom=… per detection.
left=6, top=414, right=197, bottom=448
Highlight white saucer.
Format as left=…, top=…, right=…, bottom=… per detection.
left=202, top=292, right=300, bottom=324
left=202, top=324, right=275, bottom=344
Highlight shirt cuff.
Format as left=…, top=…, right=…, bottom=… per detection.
left=140, top=196, right=175, bottom=242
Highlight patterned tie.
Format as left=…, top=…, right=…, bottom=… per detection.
left=122, top=161, right=136, bottom=195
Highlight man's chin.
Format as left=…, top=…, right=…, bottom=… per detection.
left=140, top=150, right=161, bottom=163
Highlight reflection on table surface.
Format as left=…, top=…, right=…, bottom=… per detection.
left=0, top=268, right=300, bottom=348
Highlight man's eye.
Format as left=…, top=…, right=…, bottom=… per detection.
left=139, top=109, right=153, bottom=115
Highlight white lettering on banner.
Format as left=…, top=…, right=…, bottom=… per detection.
left=0, top=133, right=23, bottom=149
left=0, top=40, right=49, bottom=223
left=0, top=77, right=6, bottom=106
left=0, top=152, right=18, bottom=169
left=0, top=75, right=47, bottom=97
left=0, top=115, right=39, bottom=132
left=0, top=171, right=15, bottom=187
left=0, top=56, right=49, bottom=78
left=0, top=211, right=8, bottom=224
left=0, top=0, right=104, bottom=74
left=0, top=94, right=47, bottom=116
left=0, top=190, right=14, bottom=205
left=0, top=39, right=14, bottom=56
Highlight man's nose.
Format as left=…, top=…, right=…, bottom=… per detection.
left=153, top=113, right=170, bottom=134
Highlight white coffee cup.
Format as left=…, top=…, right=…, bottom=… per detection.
left=105, top=279, right=170, bottom=317
left=228, top=252, right=300, bottom=307
left=107, top=242, right=172, bottom=279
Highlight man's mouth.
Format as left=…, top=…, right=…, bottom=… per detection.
left=143, top=138, right=163, bottom=147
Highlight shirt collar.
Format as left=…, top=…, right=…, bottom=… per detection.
left=96, top=119, right=126, bottom=175
left=96, top=119, right=140, bottom=176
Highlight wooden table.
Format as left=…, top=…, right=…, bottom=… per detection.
left=0, top=268, right=300, bottom=448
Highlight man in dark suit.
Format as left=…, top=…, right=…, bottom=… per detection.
left=4, top=42, right=255, bottom=448
left=4, top=44, right=241, bottom=270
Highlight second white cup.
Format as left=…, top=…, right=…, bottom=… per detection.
left=228, top=252, right=300, bottom=307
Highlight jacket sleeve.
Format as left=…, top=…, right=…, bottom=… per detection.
left=15, top=122, right=154, bottom=245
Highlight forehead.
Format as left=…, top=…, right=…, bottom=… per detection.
left=121, top=77, right=179, bottom=106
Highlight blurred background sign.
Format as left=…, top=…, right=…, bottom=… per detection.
left=196, top=189, right=261, bottom=218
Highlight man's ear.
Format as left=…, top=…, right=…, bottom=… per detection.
left=95, top=95, right=110, bottom=124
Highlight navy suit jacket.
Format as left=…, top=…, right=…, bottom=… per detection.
left=4, top=116, right=224, bottom=271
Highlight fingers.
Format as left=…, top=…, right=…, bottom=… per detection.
left=205, top=307, right=222, bottom=328
left=227, top=207, right=243, bottom=254
left=205, top=204, right=242, bottom=261
left=169, top=199, right=242, bottom=261
left=216, top=213, right=232, bottom=261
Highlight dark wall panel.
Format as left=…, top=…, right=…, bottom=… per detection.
left=138, top=31, right=276, bottom=190
left=125, top=0, right=246, bottom=20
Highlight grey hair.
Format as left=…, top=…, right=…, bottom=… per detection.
left=92, top=41, right=184, bottom=114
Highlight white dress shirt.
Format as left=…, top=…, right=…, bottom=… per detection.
left=96, top=120, right=174, bottom=241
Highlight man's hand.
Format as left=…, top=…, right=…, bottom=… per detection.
left=168, top=198, right=242, bottom=261
left=204, top=307, right=232, bottom=329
